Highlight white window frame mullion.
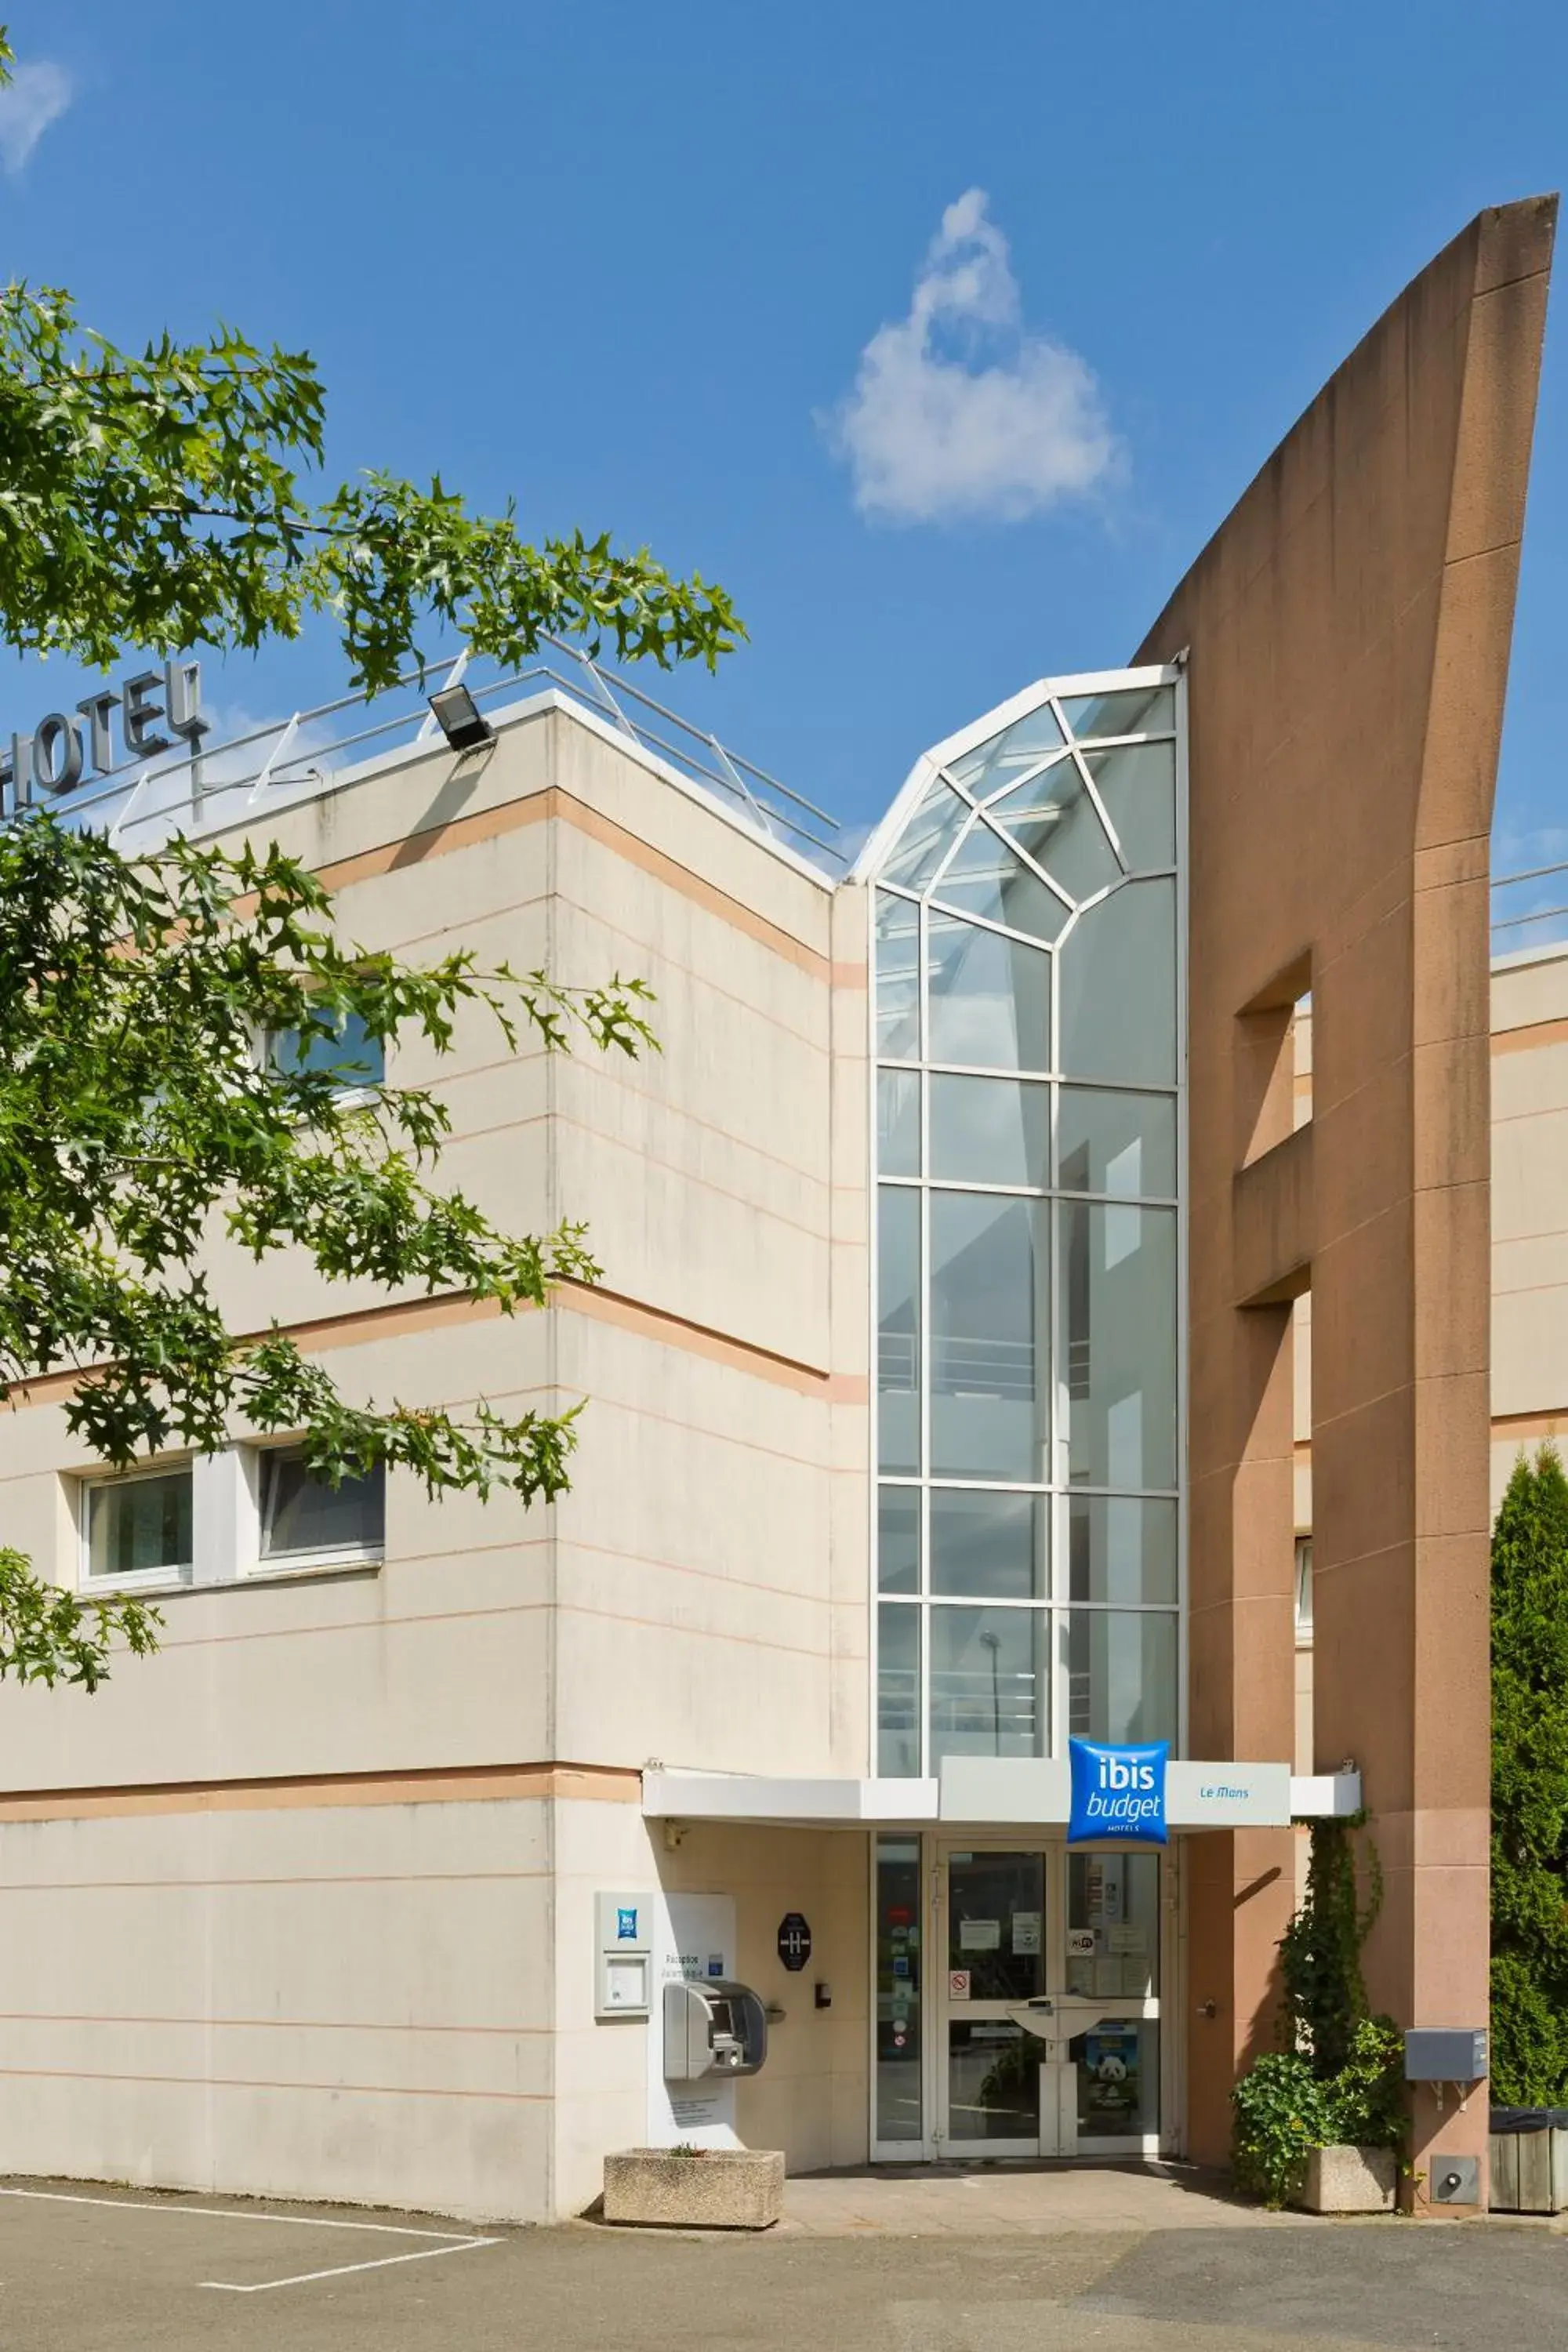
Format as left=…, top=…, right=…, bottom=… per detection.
left=192, top=1447, right=257, bottom=1587
left=867, top=879, right=884, bottom=1774
left=916, top=891, right=930, bottom=1776
left=1174, top=666, right=1191, bottom=1762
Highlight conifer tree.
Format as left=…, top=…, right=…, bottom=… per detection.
left=1490, top=1443, right=1568, bottom=2103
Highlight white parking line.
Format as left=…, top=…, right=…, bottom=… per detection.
left=0, top=2182, right=502, bottom=2294
left=202, top=2238, right=499, bottom=2293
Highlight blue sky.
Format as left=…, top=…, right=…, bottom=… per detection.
left=4, top=0, right=1567, bottom=902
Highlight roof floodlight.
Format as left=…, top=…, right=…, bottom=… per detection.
left=426, top=682, right=493, bottom=750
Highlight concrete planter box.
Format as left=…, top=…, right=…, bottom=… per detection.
left=1293, top=2145, right=1398, bottom=2213
left=602, top=2148, right=785, bottom=2230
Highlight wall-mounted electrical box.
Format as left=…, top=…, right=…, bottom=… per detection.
left=1432, top=2154, right=1480, bottom=2205
left=594, top=1892, right=653, bottom=2020
left=1404, top=2027, right=1488, bottom=2082
left=662, top=1979, right=768, bottom=2080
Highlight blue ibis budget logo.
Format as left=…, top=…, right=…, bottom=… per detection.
left=1068, top=1737, right=1169, bottom=1846
left=615, top=1907, right=639, bottom=1940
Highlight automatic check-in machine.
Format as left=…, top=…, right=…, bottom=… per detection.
left=662, top=1979, right=769, bottom=2081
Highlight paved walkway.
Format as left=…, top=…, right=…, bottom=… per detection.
left=782, top=2158, right=1311, bottom=2234
left=5, top=2173, right=1568, bottom=2348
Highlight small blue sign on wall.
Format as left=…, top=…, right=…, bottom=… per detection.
left=1068, top=1737, right=1169, bottom=1846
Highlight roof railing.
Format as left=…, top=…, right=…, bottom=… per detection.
left=21, top=637, right=846, bottom=874
left=24, top=653, right=1548, bottom=923
left=1493, top=856, right=1568, bottom=951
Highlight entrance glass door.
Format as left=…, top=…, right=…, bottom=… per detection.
left=1058, top=1846, right=1162, bottom=2151
left=939, top=1849, right=1047, bottom=2155
left=872, top=1835, right=1167, bottom=2161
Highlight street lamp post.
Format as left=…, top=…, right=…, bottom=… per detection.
left=979, top=1630, right=1002, bottom=1755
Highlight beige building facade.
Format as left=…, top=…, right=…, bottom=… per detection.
left=0, top=196, right=1555, bottom=2223
left=1294, top=935, right=1568, bottom=1763
left=0, top=701, right=875, bottom=2223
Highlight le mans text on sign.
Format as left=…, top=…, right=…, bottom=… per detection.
left=1067, top=1737, right=1169, bottom=1846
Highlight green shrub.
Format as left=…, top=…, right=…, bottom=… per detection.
left=1491, top=1445, right=1568, bottom=2104
left=1279, top=1819, right=1382, bottom=2079
left=1232, top=2053, right=1336, bottom=2206
left=1232, top=1816, right=1406, bottom=2201
left=1232, top=2016, right=1404, bottom=2207
left=1330, top=2015, right=1407, bottom=2153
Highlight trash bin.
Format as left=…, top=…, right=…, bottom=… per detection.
left=1490, top=2107, right=1568, bottom=2213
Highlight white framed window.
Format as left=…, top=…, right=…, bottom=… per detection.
left=266, top=1007, right=385, bottom=1098
left=73, top=1447, right=385, bottom=1591
left=1294, top=1536, right=1313, bottom=1642
left=867, top=665, right=1187, bottom=1774
left=82, top=1462, right=194, bottom=1589
left=256, top=1444, right=384, bottom=1570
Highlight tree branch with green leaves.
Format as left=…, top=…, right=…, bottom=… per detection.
left=0, top=278, right=743, bottom=692
left=0, top=20, right=735, bottom=1690
left=0, top=814, right=659, bottom=1685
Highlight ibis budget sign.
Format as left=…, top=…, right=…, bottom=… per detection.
left=1068, top=1737, right=1169, bottom=1846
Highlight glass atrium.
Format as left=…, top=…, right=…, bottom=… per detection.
left=867, top=668, right=1185, bottom=1777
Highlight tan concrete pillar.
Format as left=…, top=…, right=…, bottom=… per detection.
left=1184, top=1298, right=1298, bottom=2164
left=1137, top=197, right=1555, bottom=2197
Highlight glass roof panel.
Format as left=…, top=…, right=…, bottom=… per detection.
left=927, top=911, right=1051, bottom=1073
left=991, top=756, right=1120, bottom=905
left=946, top=701, right=1065, bottom=799
left=978, top=746, right=1076, bottom=818
left=875, top=888, right=920, bottom=1060
left=1083, top=742, right=1177, bottom=872
left=931, top=815, right=1069, bottom=944
left=1058, top=683, right=1175, bottom=742
left=880, top=775, right=971, bottom=890
left=935, top=873, right=1070, bottom=947
left=1058, top=879, right=1177, bottom=1086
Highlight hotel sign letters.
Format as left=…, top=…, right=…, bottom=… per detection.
left=2, top=659, right=209, bottom=816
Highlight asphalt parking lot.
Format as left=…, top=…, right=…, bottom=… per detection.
left=5, top=2177, right=1568, bottom=2350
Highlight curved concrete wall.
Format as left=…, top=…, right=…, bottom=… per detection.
left=1138, top=196, right=1556, bottom=2195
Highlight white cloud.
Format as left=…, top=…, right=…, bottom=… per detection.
left=1495, top=822, right=1568, bottom=876
left=826, top=187, right=1123, bottom=525
left=0, top=59, right=72, bottom=177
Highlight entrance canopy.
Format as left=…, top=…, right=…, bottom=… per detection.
left=641, top=1761, right=1360, bottom=1832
